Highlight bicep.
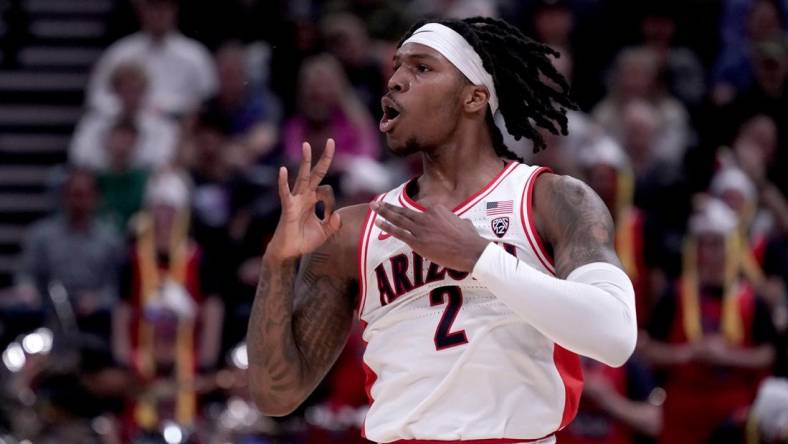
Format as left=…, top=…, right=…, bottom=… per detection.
left=535, top=174, right=622, bottom=278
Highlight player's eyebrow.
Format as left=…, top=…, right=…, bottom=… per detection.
left=392, top=52, right=441, bottom=64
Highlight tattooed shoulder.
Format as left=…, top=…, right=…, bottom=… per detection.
left=533, top=173, right=622, bottom=278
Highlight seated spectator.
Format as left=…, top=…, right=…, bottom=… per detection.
left=578, top=139, right=653, bottom=326
left=71, top=62, right=179, bottom=171
left=86, top=0, right=217, bottom=118
left=710, top=166, right=770, bottom=270
left=113, top=171, right=223, bottom=436
left=187, top=109, right=237, bottom=258
left=322, top=12, right=386, bottom=120
left=711, top=0, right=785, bottom=106
left=282, top=54, right=382, bottom=195
left=531, top=0, right=574, bottom=54
left=639, top=4, right=706, bottom=108
left=642, top=198, right=777, bottom=444
left=729, top=115, right=788, bottom=235
left=593, top=47, right=691, bottom=169
left=14, top=168, right=122, bottom=338
left=201, top=42, right=281, bottom=168
left=96, top=120, right=150, bottom=233
left=526, top=47, right=606, bottom=178
left=724, top=39, right=788, bottom=194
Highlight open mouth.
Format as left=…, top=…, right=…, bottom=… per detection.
left=379, top=97, right=401, bottom=133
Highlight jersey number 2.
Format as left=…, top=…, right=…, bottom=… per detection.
left=429, top=286, right=468, bottom=350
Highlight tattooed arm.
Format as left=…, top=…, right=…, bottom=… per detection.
left=533, top=173, right=622, bottom=278
left=247, top=139, right=364, bottom=416
left=249, top=208, right=363, bottom=416
left=471, top=173, right=636, bottom=365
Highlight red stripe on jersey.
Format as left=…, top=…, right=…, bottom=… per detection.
left=553, top=344, right=583, bottom=430
left=359, top=319, right=377, bottom=438
left=357, top=193, right=386, bottom=318
left=521, top=167, right=555, bottom=275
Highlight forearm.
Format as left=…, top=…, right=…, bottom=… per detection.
left=247, top=256, right=306, bottom=416
left=640, top=338, right=693, bottom=367
left=718, top=345, right=774, bottom=369
left=472, top=243, right=637, bottom=367
left=247, top=252, right=354, bottom=416
left=598, top=393, right=662, bottom=437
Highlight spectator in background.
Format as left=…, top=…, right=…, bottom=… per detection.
left=723, top=40, right=788, bottom=195
left=643, top=199, right=776, bottom=444
left=578, top=139, right=653, bottom=327
left=712, top=0, right=786, bottom=106
left=322, top=12, right=386, bottom=120
left=113, top=171, right=223, bottom=437
left=14, top=169, right=121, bottom=338
left=187, top=109, right=237, bottom=259
left=639, top=4, right=706, bottom=109
left=282, top=54, right=381, bottom=195
left=730, top=115, right=788, bottom=235
left=201, top=42, right=281, bottom=168
left=526, top=47, right=604, bottom=178
left=71, top=62, right=179, bottom=171
left=96, top=120, right=150, bottom=233
left=710, top=166, right=769, bottom=265
left=532, top=0, right=574, bottom=54
left=593, top=47, right=691, bottom=169
left=86, top=0, right=217, bottom=119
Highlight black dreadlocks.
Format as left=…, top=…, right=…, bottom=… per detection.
left=398, top=17, right=577, bottom=161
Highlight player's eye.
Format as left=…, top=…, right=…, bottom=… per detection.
left=417, top=64, right=430, bottom=73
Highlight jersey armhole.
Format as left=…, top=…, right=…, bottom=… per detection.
left=520, top=166, right=556, bottom=275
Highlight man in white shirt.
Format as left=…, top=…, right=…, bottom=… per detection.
left=86, top=0, right=217, bottom=118
left=72, top=62, right=179, bottom=170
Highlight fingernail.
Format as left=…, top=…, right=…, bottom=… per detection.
left=369, top=202, right=380, bottom=210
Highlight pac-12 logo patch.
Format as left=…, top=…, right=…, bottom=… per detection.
left=491, top=217, right=510, bottom=238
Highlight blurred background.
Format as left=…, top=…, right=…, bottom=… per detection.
left=0, top=0, right=786, bottom=443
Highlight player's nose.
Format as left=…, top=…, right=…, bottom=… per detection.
left=386, top=68, right=409, bottom=94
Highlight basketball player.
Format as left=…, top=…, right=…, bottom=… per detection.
left=247, top=17, right=638, bottom=443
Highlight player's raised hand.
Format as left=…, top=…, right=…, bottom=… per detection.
left=370, top=202, right=489, bottom=272
left=265, top=139, right=340, bottom=262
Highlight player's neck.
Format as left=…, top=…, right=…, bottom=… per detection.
left=417, top=126, right=504, bottom=203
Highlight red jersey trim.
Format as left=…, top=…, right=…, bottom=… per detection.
left=520, top=167, right=555, bottom=275
left=393, top=434, right=554, bottom=443
left=553, top=344, right=584, bottom=430
left=357, top=193, right=386, bottom=319
left=398, top=161, right=519, bottom=215
left=359, top=319, right=377, bottom=438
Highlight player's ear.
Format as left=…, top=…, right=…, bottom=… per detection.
left=463, top=84, right=490, bottom=114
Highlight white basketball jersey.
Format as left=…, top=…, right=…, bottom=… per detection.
left=356, top=162, right=583, bottom=443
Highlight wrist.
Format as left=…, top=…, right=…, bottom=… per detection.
left=262, top=250, right=297, bottom=267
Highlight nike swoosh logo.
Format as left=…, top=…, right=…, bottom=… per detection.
left=378, top=232, right=392, bottom=241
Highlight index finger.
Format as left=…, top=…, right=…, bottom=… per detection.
left=370, top=202, right=420, bottom=230
left=308, top=138, right=336, bottom=189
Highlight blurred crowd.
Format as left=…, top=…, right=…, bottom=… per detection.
left=0, top=0, right=787, bottom=443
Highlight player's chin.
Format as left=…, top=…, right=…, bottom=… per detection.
left=386, top=135, right=419, bottom=157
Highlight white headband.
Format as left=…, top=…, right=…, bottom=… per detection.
left=402, top=22, right=499, bottom=116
